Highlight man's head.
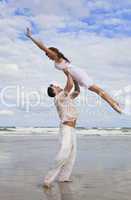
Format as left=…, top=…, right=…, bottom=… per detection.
left=47, top=84, right=62, bottom=98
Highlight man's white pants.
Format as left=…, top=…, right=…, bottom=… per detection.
left=44, top=124, right=76, bottom=184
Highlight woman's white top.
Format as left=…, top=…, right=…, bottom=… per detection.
left=55, top=60, right=94, bottom=89
left=54, top=90, right=78, bottom=123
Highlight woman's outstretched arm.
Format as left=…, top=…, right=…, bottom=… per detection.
left=88, top=84, right=122, bottom=114
left=26, top=28, right=57, bottom=59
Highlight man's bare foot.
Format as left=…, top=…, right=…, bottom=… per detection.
left=43, top=182, right=52, bottom=189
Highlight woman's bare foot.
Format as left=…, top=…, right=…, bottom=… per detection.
left=112, top=103, right=122, bottom=114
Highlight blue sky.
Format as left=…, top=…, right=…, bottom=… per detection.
left=0, top=0, right=131, bottom=127
left=11, top=0, right=131, bottom=37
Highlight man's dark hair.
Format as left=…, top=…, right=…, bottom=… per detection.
left=47, top=87, right=56, bottom=97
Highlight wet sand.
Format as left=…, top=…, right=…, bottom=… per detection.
left=0, top=134, right=131, bottom=200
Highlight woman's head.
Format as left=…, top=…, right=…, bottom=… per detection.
left=46, top=47, right=70, bottom=63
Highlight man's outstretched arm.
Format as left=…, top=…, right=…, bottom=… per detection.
left=63, top=69, right=74, bottom=94
left=71, top=79, right=80, bottom=99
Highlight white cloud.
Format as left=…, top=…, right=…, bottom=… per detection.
left=88, top=0, right=112, bottom=11
left=0, top=2, right=15, bottom=17
left=102, top=18, right=125, bottom=26
left=0, top=63, right=19, bottom=75
left=10, top=0, right=90, bottom=18
left=0, top=110, right=14, bottom=116
left=0, top=16, right=30, bottom=40
left=32, top=14, right=66, bottom=29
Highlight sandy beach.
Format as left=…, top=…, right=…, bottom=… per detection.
left=0, top=131, right=131, bottom=200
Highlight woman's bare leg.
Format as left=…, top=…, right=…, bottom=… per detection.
left=88, top=84, right=122, bottom=114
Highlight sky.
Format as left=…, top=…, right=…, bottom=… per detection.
left=0, top=0, right=131, bottom=127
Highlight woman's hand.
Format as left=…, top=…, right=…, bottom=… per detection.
left=26, top=28, right=32, bottom=38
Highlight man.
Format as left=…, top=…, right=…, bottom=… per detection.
left=44, top=69, right=80, bottom=188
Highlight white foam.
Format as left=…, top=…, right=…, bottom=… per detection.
left=0, top=128, right=131, bottom=136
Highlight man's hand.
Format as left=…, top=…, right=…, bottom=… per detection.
left=63, top=68, right=69, bottom=76
left=70, top=80, right=80, bottom=99
left=26, top=28, right=32, bottom=38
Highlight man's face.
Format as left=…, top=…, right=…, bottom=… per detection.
left=50, top=84, right=61, bottom=95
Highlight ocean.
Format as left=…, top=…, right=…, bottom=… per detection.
left=0, top=127, right=131, bottom=136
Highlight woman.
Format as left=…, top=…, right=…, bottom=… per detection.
left=26, top=28, right=122, bottom=114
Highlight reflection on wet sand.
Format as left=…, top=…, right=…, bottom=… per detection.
left=1, top=135, right=131, bottom=200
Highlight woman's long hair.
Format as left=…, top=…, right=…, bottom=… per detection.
left=49, top=47, right=70, bottom=63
